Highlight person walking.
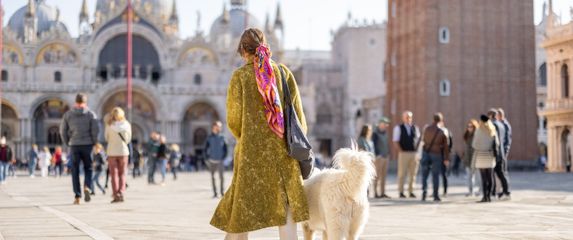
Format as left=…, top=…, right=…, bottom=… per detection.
left=438, top=121, right=453, bottom=197
left=496, top=108, right=512, bottom=199
left=473, top=115, right=500, bottom=203
left=92, top=143, right=107, bottom=195
left=52, top=146, right=64, bottom=178
left=205, top=121, right=228, bottom=198
left=393, top=111, right=421, bottom=199
left=372, top=118, right=391, bottom=199
left=38, top=146, right=52, bottom=177
left=211, top=28, right=309, bottom=239
left=28, top=144, right=39, bottom=178
left=0, top=137, right=13, bottom=185
left=104, top=107, right=131, bottom=203
left=146, top=132, right=160, bottom=184
left=132, top=143, right=142, bottom=178
left=60, top=93, right=99, bottom=205
left=463, top=119, right=480, bottom=197
left=157, top=135, right=168, bottom=185
left=487, top=109, right=510, bottom=200
left=420, top=113, right=450, bottom=202
left=169, top=144, right=181, bottom=180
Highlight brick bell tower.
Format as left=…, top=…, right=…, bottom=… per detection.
left=384, top=0, right=538, bottom=164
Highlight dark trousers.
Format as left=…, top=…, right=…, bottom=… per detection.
left=133, top=161, right=141, bottom=178
left=171, top=166, right=177, bottom=180
left=54, top=162, right=64, bottom=176
left=441, top=162, right=448, bottom=194
left=421, top=152, right=442, bottom=198
left=71, top=145, right=94, bottom=198
left=147, top=158, right=157, bottom=183
left=492, top=157, right=510, bottom=195
left=207, top=159, right=225, bottom=195
left=480, top=168, right=494, bottom=200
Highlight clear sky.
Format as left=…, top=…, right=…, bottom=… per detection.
left=2, top=0, right=573, bottom=51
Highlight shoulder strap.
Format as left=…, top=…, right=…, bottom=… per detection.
left=117, top=132, right=127, bottom=144
left=278, top=64, right=292, bottom=106
left=424, top=127, right=441, bottom=152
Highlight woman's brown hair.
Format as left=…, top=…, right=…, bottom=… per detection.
left=237, top=28, right=267, bottom=58
left=463, top=119, right=479, bottom=142
left=359, top=124, right=372, bottom=139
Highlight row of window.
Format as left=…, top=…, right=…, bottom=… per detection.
left=1, top=70, right=62, bottom=83
left=0, top=70, right=205, bottom=85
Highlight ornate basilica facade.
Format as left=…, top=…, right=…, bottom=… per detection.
left=1, top=0, right=290, bottom=159
left=1, top=0, right=387, bottom=161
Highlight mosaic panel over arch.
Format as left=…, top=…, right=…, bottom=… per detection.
left=36, top=43, right=78, bottom=65
left=179, top=47, right=218, bottom=66
left=3, top=45, right=23, bottom=65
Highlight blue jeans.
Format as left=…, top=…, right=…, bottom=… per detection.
left=0, top=162, right=9, bottom=182
left=92, top=171, right=105, bottom=194
left=159, top=159, right=168, bottom=182
left=70, top=145, right=94, bottom=198
left=29, top=159, right=38, bottom=176
left=421, top=152, right=442, bottom=198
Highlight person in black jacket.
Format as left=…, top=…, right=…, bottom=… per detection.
left=0, top=137, right=13, bottom=185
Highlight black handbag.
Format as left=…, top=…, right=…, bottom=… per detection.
left=278, top=65, right=315, bottom=179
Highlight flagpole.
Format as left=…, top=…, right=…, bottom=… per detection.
left=0, top=0, right=4, bottom=137
left=126, top=0, right=133, bottom=122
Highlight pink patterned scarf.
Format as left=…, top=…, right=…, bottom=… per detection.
left=253, top=44, right=284, bottom=138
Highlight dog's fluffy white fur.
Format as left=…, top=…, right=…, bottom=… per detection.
left=303, top=147, right=376, bottom=240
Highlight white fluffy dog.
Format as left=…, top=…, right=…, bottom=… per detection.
left=303, top=145, right=376, bottom=240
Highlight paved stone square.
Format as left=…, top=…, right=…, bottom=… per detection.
left=0, top=171, right=572, bottom=240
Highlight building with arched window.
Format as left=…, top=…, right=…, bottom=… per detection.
left=541, top=2, right=573, bottom=172
left=1, top=0, right=385, bottom=161
left=0, top=0, right=290, bottom=160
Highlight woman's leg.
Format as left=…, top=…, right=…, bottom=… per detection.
left=118, top=156, right=128, bottom=197
left=160, top=159, right=167, bottom=182
left=108, top=157, right=119, bottom=199
left=479, top=169, right=489, bottom=200
left=466, top=167, right=473, bottom=195
left=278, top=206, right=297, bottom=240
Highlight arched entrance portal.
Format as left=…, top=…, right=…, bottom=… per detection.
left=1, top=102, right=19, bottom=143
left=562, top=128, right=571, bottom=172
left=32, top=99, right=69, bottom=148
left=182, top=102, right=220, bottom=155
left=101, top=91, right=156, bottom=145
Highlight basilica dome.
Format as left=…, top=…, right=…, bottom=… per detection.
left=210, top=7, right=261, bottom=41
left=7, top=0, right=69, bottom=39
left=95, top=0, right=175, bottom=24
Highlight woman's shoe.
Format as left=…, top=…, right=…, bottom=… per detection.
left=478, top=198, right=488, bottom=203
left=119, top=195, right=124, bottom=202
left=111, top=197, right=121, bottom=203
left=73, top=197, right=80, bottom=205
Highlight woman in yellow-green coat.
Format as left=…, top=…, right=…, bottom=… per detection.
left=210, top=28, right=309, bottom=239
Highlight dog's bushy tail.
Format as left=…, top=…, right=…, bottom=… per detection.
left=332, top=148, right=376, bottom=198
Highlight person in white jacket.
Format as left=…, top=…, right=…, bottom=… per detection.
left=104, top=107, right=131, bottom=203
left=38, top=146, right=52, bottom=177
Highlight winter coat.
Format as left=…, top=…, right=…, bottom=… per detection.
left=104, top=120, right=132, bottom=157
left=472, top=127, right=499, bottom=169
left=210, top=62, right=309, bottom=233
